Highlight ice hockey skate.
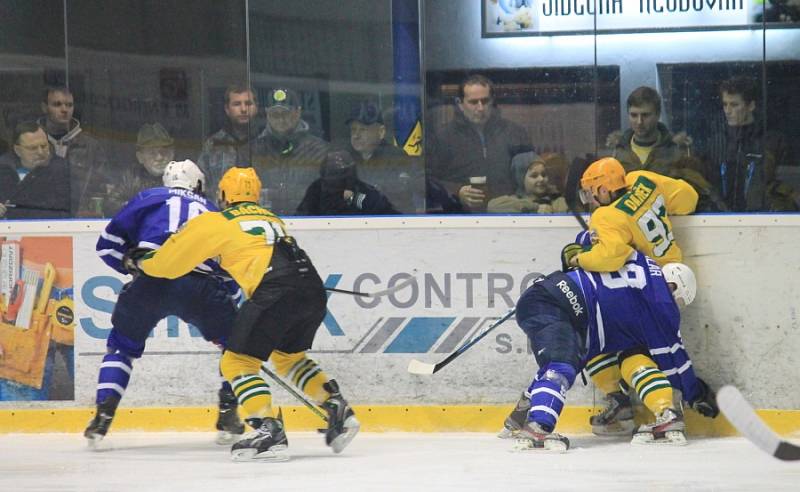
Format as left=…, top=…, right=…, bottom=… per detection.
left=590, top=390, right=635, bottom=437
left=631, top=408, right=687, bottom=446
left=512, top=421, right=570, bottom=453
left=497, top=391, right=531, bottom=439
left=321, top=380, right=360, bottom=453
left=230, top=414, right=289, bottom=462
left=84, top=395, right=121, bottom=447
left=215, top=386, right=245, bottom=444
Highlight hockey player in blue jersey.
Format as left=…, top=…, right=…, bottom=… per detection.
left=85, top=160, right=244, bottom=445
left=510, top=253, right=703, bottom=451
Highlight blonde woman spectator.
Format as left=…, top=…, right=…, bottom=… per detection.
left=488, top=151, right=568, bottom=214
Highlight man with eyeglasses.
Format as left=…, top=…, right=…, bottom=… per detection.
left=0, top=121, right=72, bottom=219
left=428, top=74, right=529, bottom=212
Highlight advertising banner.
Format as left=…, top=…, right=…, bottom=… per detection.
left=483, top=0, right=768, bottom=36
left=0, top=236, right=75, bottom=401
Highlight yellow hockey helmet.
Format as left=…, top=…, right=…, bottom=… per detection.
left=580, top=157, right=627, bottom=201
left=218, top=166, right=262, bottom=204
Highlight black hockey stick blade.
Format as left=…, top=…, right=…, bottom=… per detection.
left=326, top=274, right=417, bottom=298
left=717, top=385, right=800, bottom=461
left=564, top=156, right=591, bottom=231
left=407, top=308, right=517, bottom=375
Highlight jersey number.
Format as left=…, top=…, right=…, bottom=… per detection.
left=600, top=262, right=647, bottom=290
left=636, top=194, right=674, bottom=257
left=239, top=220, right=286, bottom=245
left=166, top=196, right=208, bottom=232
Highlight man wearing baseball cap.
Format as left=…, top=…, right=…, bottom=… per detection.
left=254, top=88, right=328, bottom=215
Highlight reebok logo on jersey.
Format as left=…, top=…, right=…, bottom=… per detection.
left=556, top=280, right=584, bottom=316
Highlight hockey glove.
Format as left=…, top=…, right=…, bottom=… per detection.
left=689, top=377, right=719, bottom=418
left=561, top=243, right=584, bottom=272
left=122, top=247, right=151, bottom=276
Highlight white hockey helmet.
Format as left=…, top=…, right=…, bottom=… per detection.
left=163, top=159, right=205, bottom=193
left=662, top=262, right=697, bottom=309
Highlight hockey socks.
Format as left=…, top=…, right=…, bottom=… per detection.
left=620, top=354, right=673, bottom=415
left=95, top=352, right=133, bottom=404
left=271, top=351, right=330, bottom=403
left=585, top=352, right=622, bottom=395
left=221, top=351, right=273, bottom=419
left=526, top=362, right=576, bottom=431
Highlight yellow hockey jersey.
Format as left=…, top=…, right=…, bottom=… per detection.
left=576, top=171, right=698, bottom=272
left=140, top=202, right=289, bottom=297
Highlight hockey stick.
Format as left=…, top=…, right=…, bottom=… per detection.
left=717, top=385, right=800, bottom=461
left=260, top=364, right=328, bottom=423
left=407, top=308, right=517, bottom=375
left=326, top=275, right=417, bottom=298
left=564, top=156, right=591, bottom=231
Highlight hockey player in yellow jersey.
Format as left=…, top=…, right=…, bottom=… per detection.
left=566, top=158, right=716, bottom=439
left=137, top=166, right=359, bottom=462
left=501, top=157, right=717, bottom=442
left=568, top=157, right=698, bottom=272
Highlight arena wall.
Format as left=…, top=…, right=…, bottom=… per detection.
left=1, top=215, right=799, bottom=435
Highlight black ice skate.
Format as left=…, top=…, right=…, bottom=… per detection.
left=230, top=413, right=289, bottom=462
left=631, top=407, right=687, bottom=446
left=512, top=421, right=570, bottom=453
left=215, top=386, right=245, bottom=444
left=497, top=391, right=531, bottom=439
left=321, top=380, right=360, bottom=454
left=590, top=390, right=635, bottom=437
left=84, top=395, right=121, bottom=447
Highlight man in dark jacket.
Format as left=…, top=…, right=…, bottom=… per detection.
left=39, top=86, right=107, bottom=217
left=428, top=74, right=529, bottom=212
left=346, top=100, right=423, bottom=213
left=254, top=88, right=329, bottom=215
left=0, top=121, right=72, bottom=219
left=297, top=149, right=398, bottom=216
left=197, top=84, right=261, bottom=198
left=604, top=86, right=727, bottom=212
left=705, top=76, right=796, bottom=212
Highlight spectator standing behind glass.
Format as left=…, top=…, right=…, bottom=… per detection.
left=487, top=151, right=568, bottom=214
left=704, top=76, right=797, bottom=211
left=428, top=74, right=529, bottom=212
left=297, top=149, right=398, bottom=216
left=254, top=88, right=329, bottom=215
left=197, top=84, right=260, bottom=198
left=0, top=121, right=72, bottom=219
left=104, top=123, right=175, bottom=213
left=605, top=86, right=726, bottom=212
left=38, top=86, right=107, bottom=217
left=346, top=100, right=424, bottom=213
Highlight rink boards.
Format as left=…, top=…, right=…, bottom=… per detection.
left=1, top=214, right=799, bottom=434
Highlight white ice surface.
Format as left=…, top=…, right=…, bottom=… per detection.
left=1, top=432, right=799, bottom=492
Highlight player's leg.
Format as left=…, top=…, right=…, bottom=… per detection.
left=178, top=275, right=245, bottom=444
left=510, top=286, right=580, bottom=452
left=85, top=278, right=163, bottom=445
left=272, top=278, right=359, bottom=453
left=219, top=286, right=290, bottom=462
left=220, top=350, right=288, bottom=462
left=585, top=352, right=634, bottom=436
left=619, top=349, right=686, bottom=445
left=84, top=330, right=142, bottom=445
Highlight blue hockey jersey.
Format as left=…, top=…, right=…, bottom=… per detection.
left=96, top=187, right=223, bottom=276
left=567, top=251, right=700, bottom=400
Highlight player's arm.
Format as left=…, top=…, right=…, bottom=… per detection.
left=140, top=213, right=222, bottom=279
left=653, top=174, right=699, bottom=215
left=573, top=209, right=634, bottom=272
left=96, top=201, right=141, bottom=274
